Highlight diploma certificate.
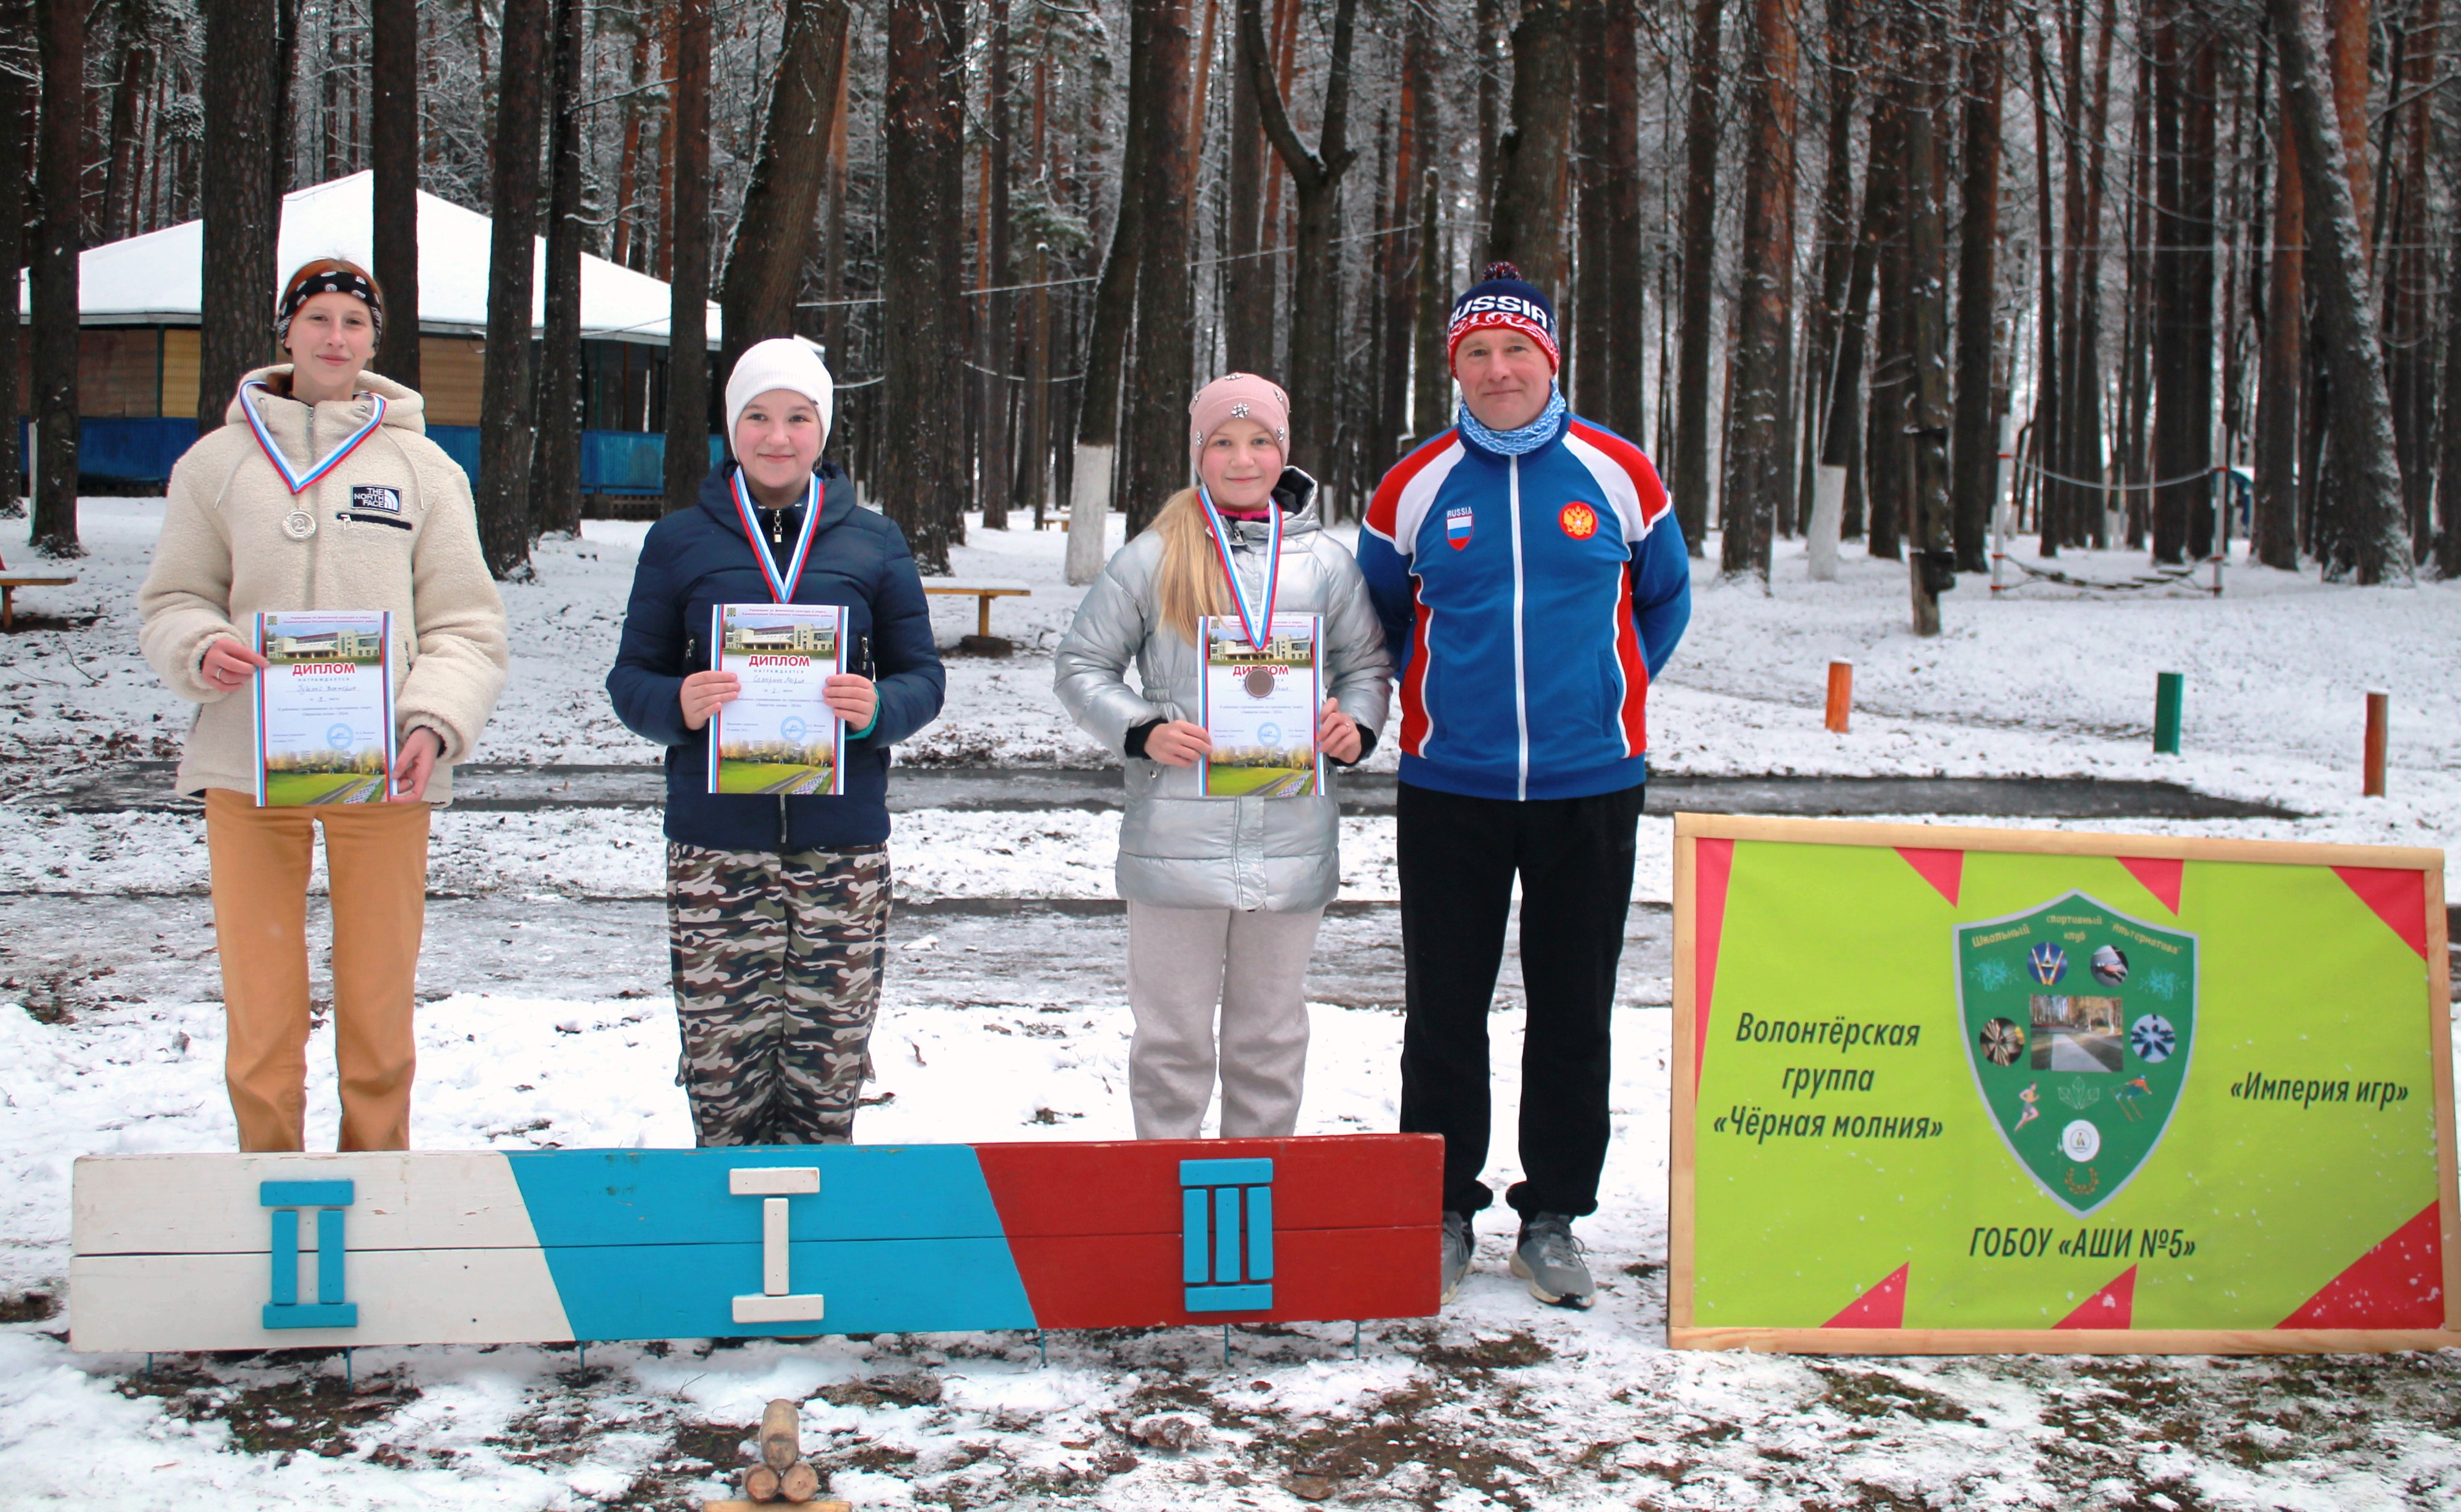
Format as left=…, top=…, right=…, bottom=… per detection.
left=252, top=610, right=396, bottom=807
left=1195, top=612, right=1324, bottom=799
left=708, top=603, right=845, bottom=796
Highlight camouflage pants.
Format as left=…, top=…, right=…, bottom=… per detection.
left=668, top=840, right=892, bottom=1147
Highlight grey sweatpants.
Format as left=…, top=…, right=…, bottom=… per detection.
left=1124, top=901, right=1323, bottom=1139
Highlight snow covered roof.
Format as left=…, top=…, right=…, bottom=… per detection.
left=22, top=171, right=718, bottom=348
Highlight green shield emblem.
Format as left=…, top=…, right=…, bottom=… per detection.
left=1955, top=891, right=2197, bottom=1215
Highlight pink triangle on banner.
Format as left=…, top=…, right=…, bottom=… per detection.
left=1895, top=848, right=1963, bottom=905
left=2328, top=867, right=2430, bottom=961
left=2278, top=1203, right=2445, bottom=1329
left=1692, top=838, right=1734, bottom=1094
left=2117, top=856, right=2184, bottom=914
left=1823, top=1264, right=1909, bottom=1328
left=2054, top=1266, right=2137, bottom=1329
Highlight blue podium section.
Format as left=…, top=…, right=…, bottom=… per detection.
left=506, top=1146, right=1038, bottom=1340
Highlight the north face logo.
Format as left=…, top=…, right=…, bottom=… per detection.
left=1559, top=503, right=1598, bottom=540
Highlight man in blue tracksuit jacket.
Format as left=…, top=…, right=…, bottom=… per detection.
left=1358, top=264, right=1691, bottom=1309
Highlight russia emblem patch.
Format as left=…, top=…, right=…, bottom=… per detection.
left=1446, top=506, right=1474, bottom=550
left=1559, top=502, right=1598, bottom=540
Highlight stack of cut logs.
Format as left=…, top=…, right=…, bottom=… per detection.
left=730, top=1399, right=843, bottom=1509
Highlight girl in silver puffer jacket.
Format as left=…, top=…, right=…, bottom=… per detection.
left=1054, top=373, right=1392, bottom=1139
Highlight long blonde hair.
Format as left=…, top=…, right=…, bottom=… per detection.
left=1149, top=487, right=1234, bottom=643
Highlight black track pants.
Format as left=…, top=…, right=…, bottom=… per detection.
left=1395, top=779, right=1645, bottom=1218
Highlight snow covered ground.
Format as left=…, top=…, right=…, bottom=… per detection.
left=2, top=500, right=2458, bottom=1510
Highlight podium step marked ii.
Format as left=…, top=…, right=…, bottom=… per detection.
left=69, top=1135, right=1443, bottom=1353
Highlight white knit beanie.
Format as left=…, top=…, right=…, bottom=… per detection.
left=724, top=337, right=835, bottom=452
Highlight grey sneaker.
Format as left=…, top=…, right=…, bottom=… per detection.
left=1510, top=1213, right=1595, bottom=1309
left=1439, top=1211, right=1474, bottom=1304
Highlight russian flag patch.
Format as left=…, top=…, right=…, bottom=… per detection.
left=1446, top=506, right=1474, bottom=550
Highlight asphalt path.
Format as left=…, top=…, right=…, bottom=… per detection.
left=37, top=761, right=2303, bottom=820
left=0, top=892, right=1674, bottom=1020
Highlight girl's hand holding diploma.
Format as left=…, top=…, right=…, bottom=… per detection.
left=1316, top=697, right=1362, bottom=764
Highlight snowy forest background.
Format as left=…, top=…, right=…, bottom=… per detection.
left=7, top=0, right=2460, bottom=603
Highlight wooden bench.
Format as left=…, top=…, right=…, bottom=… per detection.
left=0, top=568, right=80, bottom=630
left=922, top=581, right=1030, bottom=643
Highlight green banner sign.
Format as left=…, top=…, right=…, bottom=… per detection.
left=1675, top=821, right=2457, bottom=1349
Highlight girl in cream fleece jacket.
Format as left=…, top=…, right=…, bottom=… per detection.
left=138, top=258, right=509, bottom=1152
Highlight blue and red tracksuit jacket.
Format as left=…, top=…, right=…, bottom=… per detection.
left=1357, top=411, right=1691, bottom=802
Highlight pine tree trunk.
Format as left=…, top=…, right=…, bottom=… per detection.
left=1066, top=5, right=1148, bottom=585
left=1799, top=0, right=1858, bottom=552
left=30, top=0, right=82, bottom=554
left=2270, top=0, right=2412, bottom=583
left=101, top=23, right=152, bottom=244
left=1571, top=0, right=1611, bottom=420
left=1474, top=0, right=1501, bottom=235
left=1413, top=166, right=1449, bottom=438
left=531, top=0, right=588, bottom=540
left=1901, top=4, right=1953, bottom=633
left=2119, top=45, right=2154, bottom=547
left=2253, top=53, right=2302, bottom=570
left=720, top=0, right=850, bottom=377
left=370, top=0, right=420, bottom=390
left=0, top=0, right=27, bottom=517
left=2381, top=0, right=2438, bottom=556
left=199, top=0, right=277, bottom=443
left=1123, top=0, right=1195, bottom=534
left=1377, top=27, right=1423, bottom=466
left=1407, top=27, right=1445, bottom=442
left=2065, top=0, right=2116, bottom=549
left=2149, top=1, right=2217, bottom=568
left=610, top=23, right=651, bottom=269
left=1670, top=0, right=1721, bottom=554
left=476, top=0, right=547, bottom=578
left=1823, top=107, right=1884, bottom=544
left=981, top=0, right=1015, bottom=529
left=1220, top=12, right=1270, bottom=373
left=881, top=0, right=968, bottom=573
left=1599, top=0, right=1644, bottom=445
left=1238, top=0, right=1360, bottom=485
left=2027, top=24, right=2062, bottom=556
left=660, top=0, right=713, bottom=517
left=1720, top=0, right=1799, bottom=582
left=1486, top=0, right=1574, bottom=296
left=1949, top=0, right=2003, bottom=572
left=2436, top=222, right=2461, bottom=578
left=1865, top=90, right=1908, bottom=562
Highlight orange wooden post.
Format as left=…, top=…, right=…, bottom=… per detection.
left=2363, top=691, right=2388, bottom=797
left=1824, top=661, right=1854, bottom=733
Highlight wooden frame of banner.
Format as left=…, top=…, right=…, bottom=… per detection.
left=1668, top=812, right=2460, bottom=1355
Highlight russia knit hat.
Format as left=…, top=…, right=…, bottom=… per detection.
left=1187, top=372, right=1291, bottom=468
left=1446, top=261, right=1559, bottom=371
left=724, top=336, right=836, bottom=451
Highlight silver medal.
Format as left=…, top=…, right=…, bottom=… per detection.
left=282, top=509, right=316, bottom=540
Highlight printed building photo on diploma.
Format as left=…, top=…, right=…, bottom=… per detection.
left=1197, top=612, right=1324, bottom=799
left=707, top=603, right=845, bottom=796
left=252, top=610, right=396, bottom=806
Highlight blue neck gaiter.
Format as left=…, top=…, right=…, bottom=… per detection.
left=1456, top=386, right=1567, bottom=457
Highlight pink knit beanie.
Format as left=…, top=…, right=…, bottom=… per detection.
left=1187, top=373, right=1291, bottom=468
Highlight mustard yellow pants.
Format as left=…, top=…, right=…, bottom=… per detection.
left=204, top=788, right=430, bottom=1151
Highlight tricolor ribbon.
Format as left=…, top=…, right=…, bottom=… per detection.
left=1197, top=483, right=1280, bottom=652
left=239, top=383, right=388, bottom=495
left=727, top=468, right=822, bottom=603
